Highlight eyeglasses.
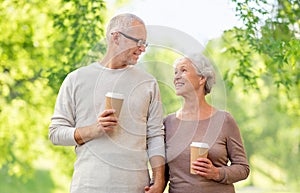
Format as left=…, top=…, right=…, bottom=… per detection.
left=113, top=31, right=148, bottom=48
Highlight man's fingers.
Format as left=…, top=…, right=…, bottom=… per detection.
left=100, top=109, right=116, bottom=117
left=99, top=116, right=118, bottom=123
left=99, top=121, right=118, bottom=127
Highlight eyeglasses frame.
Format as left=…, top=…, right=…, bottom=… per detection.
left=112, top=31, right=148, bottom=48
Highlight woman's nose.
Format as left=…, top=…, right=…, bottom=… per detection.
left=174, top=72, right=181, bottom=80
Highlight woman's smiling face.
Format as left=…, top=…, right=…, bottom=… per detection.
left=173, top=58, right=202, bottom=96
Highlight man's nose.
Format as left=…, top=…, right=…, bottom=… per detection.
left=138, top=45, right=146, bottom=52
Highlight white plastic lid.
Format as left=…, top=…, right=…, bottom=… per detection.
left=190, top=142, right=209, bottom=148
left=105, top=92, right=124, bottom=99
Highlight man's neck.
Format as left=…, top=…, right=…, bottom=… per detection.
left=100, top=54, right=128, bottom=69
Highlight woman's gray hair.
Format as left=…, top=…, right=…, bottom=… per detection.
left=106, top=13, right=145, bottom=40
left=174, top=53, right=216, bottom=95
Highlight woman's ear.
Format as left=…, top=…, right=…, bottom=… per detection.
left=199, top=76, right=207, bottom=86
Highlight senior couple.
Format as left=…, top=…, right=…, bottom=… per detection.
left=49, top=13, right=250, bottom=193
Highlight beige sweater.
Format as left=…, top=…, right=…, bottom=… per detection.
left=49, top=62, right=165, bottom=193
left=164, top=111, right=249, bottom=193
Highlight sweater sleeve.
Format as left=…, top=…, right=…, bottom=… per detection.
left=146, top=80, right=165, bottom=159
left=48, top=74, right=77, bottom=146
left=218, top=113, right=250, bottom=184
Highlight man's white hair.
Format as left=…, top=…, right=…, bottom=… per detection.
left=106, top=13, right=145, bottom=40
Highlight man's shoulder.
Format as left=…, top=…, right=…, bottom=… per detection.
left=132, top=65, right=156, bottom=80
left=67, top=62, right=97, bottom=76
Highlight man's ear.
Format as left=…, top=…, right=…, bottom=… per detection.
left=111, top=32, right=120, bottom=45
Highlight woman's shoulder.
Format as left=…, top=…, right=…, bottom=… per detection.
left=164, top=112, right=177, bottom=124
left=210, top=110, right=238, bottom=130
left=215, top=110, right=236, bottom=121
left=215, top=110, right=239, bottom=132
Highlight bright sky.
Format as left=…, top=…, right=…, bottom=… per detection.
left=107, top=0, right=242, bottom=45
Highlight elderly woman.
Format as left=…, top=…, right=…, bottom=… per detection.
left=164, top=53, right=250, bottom=193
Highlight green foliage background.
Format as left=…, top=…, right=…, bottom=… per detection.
left=0, top=0, right=299, bottom=192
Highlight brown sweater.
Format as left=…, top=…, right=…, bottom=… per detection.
left=164, top=110, right=250, bottom=193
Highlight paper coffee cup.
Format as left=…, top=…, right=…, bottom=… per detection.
left=190, top=142, right=209, bottom=174
left=105, top=92, right=124, bottom=118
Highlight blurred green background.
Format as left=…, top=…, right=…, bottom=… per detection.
left=0, top=0, right=299, bottom=192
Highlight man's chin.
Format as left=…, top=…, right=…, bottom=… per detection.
left=128, top=60, right=138, bottom=65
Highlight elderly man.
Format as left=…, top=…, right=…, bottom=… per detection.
left=49, top=13, right=165, bottom=193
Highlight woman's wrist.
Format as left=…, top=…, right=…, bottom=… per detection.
left=213, top=167, right=225, bottom=182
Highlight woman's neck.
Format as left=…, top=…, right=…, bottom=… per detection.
left=177, top=95, right=215, bottom=120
